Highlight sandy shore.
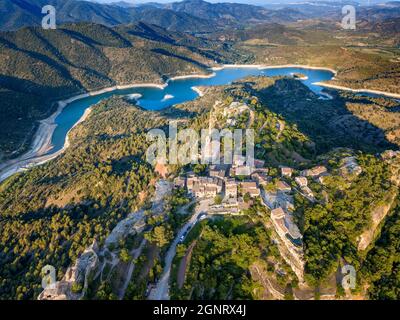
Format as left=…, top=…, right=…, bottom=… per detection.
left=168, top=72, right=216, bottom=81
left=30, top=107, right=93, bottom=167
left=259, top=64, right=338, bottom=75
left=314, top=82, right=400, bottom=99
left=162, top=94, right=174, bottom=101
left=290, top=72, right=309, bottom=81
left=0, top=106, right=92, bottom=183
left=215, top=64, right=338, bottom=75
left=213, top=64, right=265, bottom=69
left=191, top=86, right=204, bottom=97
left=0, top=79, right=196, bottom=183
left=126, top=93, right=143, bottom=101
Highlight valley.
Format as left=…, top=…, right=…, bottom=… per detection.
left=0, top=0, right=400, bottom=302
left=1, top=74, right=399, bottom=300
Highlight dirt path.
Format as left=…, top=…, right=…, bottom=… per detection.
left=177, top=241, right=197, bottom=289
left=250, top=262, right=285, bottom=300
left=117, top=239, right=147, bottom=299
left=247, top=108, right=255, bottom=128
left=260, top=119, right=269, bottom=131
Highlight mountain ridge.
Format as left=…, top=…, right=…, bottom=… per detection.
left=0, top=0, right=306, bottom=31
left=0, top=21, right=238, bottom=158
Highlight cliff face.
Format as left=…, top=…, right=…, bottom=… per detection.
left=358, top=190, right=398, bottom=251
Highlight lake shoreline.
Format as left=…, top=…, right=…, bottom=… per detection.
left=0, top=106, right=93, bottom=182
left=221, top=63, right=400, bottom=98
left=168, top=72, right=216, bottom=81
left=191, top=86, right=204, bottom=97
left=214, top=64, right=338, bottom=76
left=1, top=64, right=399, bottom=183
left=0, top=82, right=166, bottom=182
left=314, top=82, right=400, bottom=99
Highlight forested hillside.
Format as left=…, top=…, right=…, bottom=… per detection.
left=0, top=0, right=316, bottom=33
left=0, top=22, right=239, bottom=159
left=0, top=0, right=214, bottom=32
left=0, top=97, right=165, bottom=299
left=232, top=21, right=400, bottom=93
left=1, top=75, right=399, bottom=299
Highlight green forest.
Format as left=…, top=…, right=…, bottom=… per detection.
left=0, top=74, right=399, bottom=300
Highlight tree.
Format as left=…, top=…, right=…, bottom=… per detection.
left=71, top=282, right=83, bottom=294
left=214, top=195, right=223, bottom=205
left=193, top=164, right=207, bottom=175
left=145, top=226, right=174, bottom=249
left=119, top=248, right=131, bottom=263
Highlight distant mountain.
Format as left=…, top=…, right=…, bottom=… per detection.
left=0, top=0, right=309, bottom=32
left=0, top=0, right=131, bottom=31
left=106, top=1, right=136, bottom=8
left=165, top=0, right=272, bottom=22
left=163, top=0, right=305, bottom=25
left=0, top=0, right=214, bottom=32
left=2, top=0, right=400, bottom=32
left=133, top=7, right=213, bottom=33
left=14, top=0, right=398, bottom=33
left=359, top=3, right=400, bottom=20
left=262, top=1, right=400, bottom=20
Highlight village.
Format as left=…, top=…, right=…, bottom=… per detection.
left=175, top=155, right=336, bottom=244
left=169, top=96, right=369, bottom=280
left=171, top=143, right=367, bottom=287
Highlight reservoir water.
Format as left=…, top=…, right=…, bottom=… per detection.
left=51, top=66, right=335, bottom=153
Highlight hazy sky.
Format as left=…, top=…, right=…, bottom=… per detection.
left=90, top=0, right=283, bottom=3
left=90, top=0, right=386, bottom=4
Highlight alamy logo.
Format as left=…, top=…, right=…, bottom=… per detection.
left=42, top=5, right=56, bottom=30
left=341, top=264, right=356, bottom=290
left=146, top=122, right=254, bottom=168
left=41, top=265, right=56, bottom=289
left=342, top=5, right=356, bottom=30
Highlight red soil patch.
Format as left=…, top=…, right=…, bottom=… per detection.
left=155, top=163, right=168, bottom=179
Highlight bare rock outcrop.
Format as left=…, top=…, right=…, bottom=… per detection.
left=38, top=241, right=99, bottom=300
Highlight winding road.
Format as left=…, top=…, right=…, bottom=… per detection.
left=148, top=199, right=211, bottom=300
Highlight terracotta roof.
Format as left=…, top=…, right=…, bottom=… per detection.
left=276, top=181, right=291, bottom=190
left=275, top=218, right=289, bottom=234
left=295, top=177, right=308, bottom=186
left=271, top=207, right=285, bottom=219
left=281, top=167, right=293, bottom=175
left=240, top=181, right=257, bottom=189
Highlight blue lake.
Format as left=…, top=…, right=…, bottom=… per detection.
left=51, top=67, right=335, bottom=154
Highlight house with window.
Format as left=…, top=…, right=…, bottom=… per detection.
left=225, top=179, right=238, bottom=198
left=281, top=167, right=293, bottom=178
left=276, top=180, right=291, bottom=193
left=295, top=176, right=308, bottom=187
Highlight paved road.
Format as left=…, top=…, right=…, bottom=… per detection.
left=148, top=199, right=211, bottom=300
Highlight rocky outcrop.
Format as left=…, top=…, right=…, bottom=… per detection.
left=358, top=151, right=400, bottom=251
left=358, top=191, right=397, bottom=251
left=38, top=241, right=99, bottom=300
